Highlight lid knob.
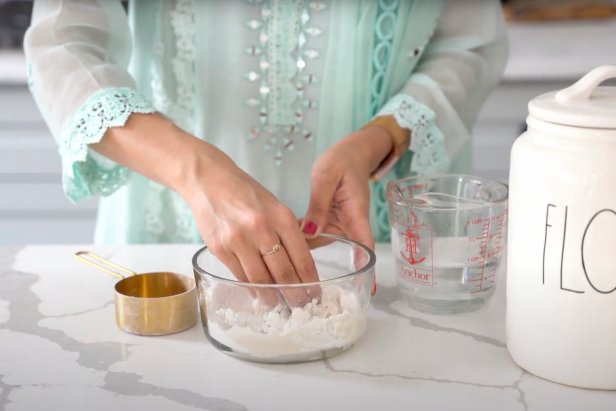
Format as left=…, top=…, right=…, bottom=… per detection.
left=556, top=65, right=616, bottom=103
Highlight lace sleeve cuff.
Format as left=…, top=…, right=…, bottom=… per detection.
left=59, top=87, right=155, bottom=202
left=376, top=94, right=450, bottom=175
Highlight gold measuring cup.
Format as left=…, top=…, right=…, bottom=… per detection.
left=75, top=251, right=197, bottom=336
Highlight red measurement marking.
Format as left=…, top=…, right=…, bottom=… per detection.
left=472, top=212, right=506, bottom=294
left=474, top=219, right=491, bottom=292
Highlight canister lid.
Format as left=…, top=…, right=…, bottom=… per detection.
left=529, top=65, right=616, bottom=129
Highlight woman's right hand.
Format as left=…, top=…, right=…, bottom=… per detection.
left=177, top=144, right=319, bottom=306
left=93, top=113, right=318, bottom=306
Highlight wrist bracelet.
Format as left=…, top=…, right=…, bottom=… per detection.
left=361, top=115, right=410, bottom=181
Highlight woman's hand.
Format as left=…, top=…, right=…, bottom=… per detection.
left=95, top=113, right=319, bottom=306
left=302, top=126, right=396, bottom=295
left=178, top=145, right=319, bottom=306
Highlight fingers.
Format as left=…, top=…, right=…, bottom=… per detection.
left=210, top=237, right=280, bottom=306
left=349, top=215, right=377, bottom=296
left=346, top=208, right=375, bottom=252
left=340, top=184, right=377, bottom=296
left=305, top=234, right=337, bottom=249
left=278, top=212, right=322, bottom=301
left=279, top=214, right=319, bottom=283
left=302, top=169, right=338, bottom=239
left=342, top=209, right=376, bottom=296
left=349, top=222, right=376, bottom=296
left=199, top=189, right=320, bottom=306
left=234, top=244, right=281, bottom=308
left=259, top=232, right=312, bottom=308
left=211, top=248, right=250, bottom=283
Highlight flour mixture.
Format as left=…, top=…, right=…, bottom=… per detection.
left=206, top=284, right=367, bottom=359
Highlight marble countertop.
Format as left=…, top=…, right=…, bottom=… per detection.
left=0, top=244, right=614, bottom=411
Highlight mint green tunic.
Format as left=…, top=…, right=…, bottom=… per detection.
left=24, top=0, right=507, bottom=244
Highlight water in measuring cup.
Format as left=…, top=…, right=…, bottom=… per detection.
left=393, top=236, right=501, bottom=315
left=411, top=192, right=489, bottom=210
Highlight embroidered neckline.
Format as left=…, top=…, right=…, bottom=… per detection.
left=243, top=0, right=327, bottom=164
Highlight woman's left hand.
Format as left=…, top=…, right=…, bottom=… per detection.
left=301, top=126, right=396, bottom=295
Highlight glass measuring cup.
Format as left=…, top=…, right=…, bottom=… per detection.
left=385, top=175, right=508, bottom=314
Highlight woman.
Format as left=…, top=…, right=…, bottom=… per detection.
left=24, top=0, right=507, bottom=290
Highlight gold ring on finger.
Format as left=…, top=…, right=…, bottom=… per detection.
left=262, top=243, right=282, bottom=257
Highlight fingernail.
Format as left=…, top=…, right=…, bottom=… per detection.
left=302, top=221, right=317, bottom=235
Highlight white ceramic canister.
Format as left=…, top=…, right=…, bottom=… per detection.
left=507, top=65, right=616, bottom=389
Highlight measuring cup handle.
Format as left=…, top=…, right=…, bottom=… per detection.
left=74, top=251, right=137, bottom=280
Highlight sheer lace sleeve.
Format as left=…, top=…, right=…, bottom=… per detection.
left=376, top=0, right=508, bottom=175
left=24, top=0, right=155, bottom=202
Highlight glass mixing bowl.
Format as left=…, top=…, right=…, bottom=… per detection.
left=192, top=234, right=375, bottom=363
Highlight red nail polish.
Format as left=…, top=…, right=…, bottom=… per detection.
left=302, top=221, right=317, bottom=235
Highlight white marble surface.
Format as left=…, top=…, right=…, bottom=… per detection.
left=0, top=244, right=614, bottom=411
